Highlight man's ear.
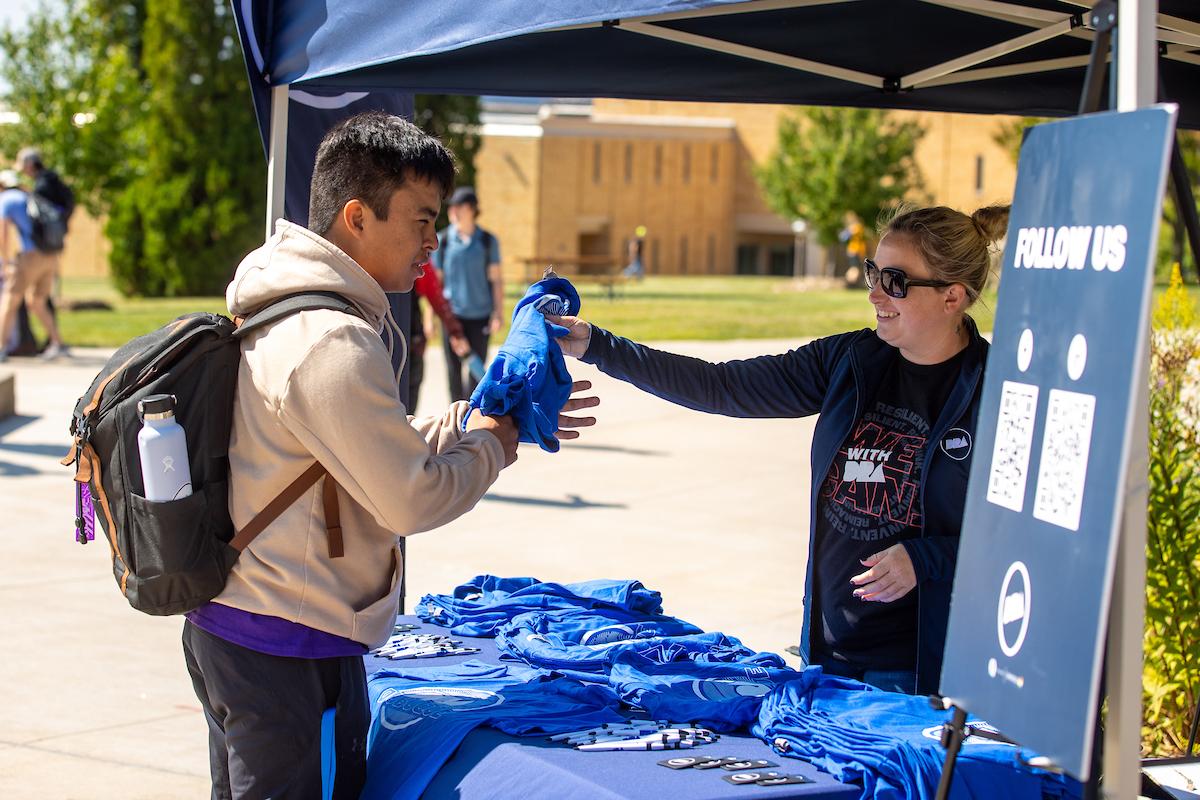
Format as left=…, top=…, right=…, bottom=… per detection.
left=340, top=198, right=367, bottom=238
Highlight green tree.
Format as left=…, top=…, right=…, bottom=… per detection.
left=414, top=95, right=481, bottom=189
left=105, top=0, right=264, bottom=296
left=758, top=107, right=926, bottom=250
left=1, top=0, right=263, bottom=296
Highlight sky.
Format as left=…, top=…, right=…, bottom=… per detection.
left=0, top=0, right=37, bottom=33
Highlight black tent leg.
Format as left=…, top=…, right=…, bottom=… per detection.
left=1169, top=138, right=1200, bottom=285
left=1079, top=1, right=1117, bottom=115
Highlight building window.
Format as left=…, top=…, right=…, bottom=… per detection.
left=707, top=234, right=716, bottom=273
left=736, top=244, right=758, bottom=275
left=593, top=142, right=602, bottom=184
left=654, top=145, right=663, bottom=183
left=768, top=246, right=794, bottom=276
left=624, top=143, right=633, bottom=184
left=682, top=145, right=691, bottom=184
left=679, top=235, right=689, bottom=273
left=975, top=154, right=984, bottom=194
left=711, top=145, right=719, bottom=183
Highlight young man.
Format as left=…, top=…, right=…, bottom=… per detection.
left=182, top=112, right=596, bottom=799
left=14, top=146, right=73, bottom=358
left=432, top=186, right=503, bottom=400
left=0, top=169, right=66, bottom=361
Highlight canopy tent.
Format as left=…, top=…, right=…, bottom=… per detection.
left=233, top=0, right=1200, bottom=124
left=228, top=1, right=1191, bottom=795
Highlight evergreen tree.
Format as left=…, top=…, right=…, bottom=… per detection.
left=759, top=107, right=926, bottom=248
left=107, top=0, right=263, bottom=296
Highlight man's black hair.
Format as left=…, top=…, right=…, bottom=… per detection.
left=308, top=111, right=456, bottom=235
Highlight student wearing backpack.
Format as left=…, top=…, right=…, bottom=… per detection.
left=432, top=186, right=503, bottom=401
left=181, top=112, right=598, bottom=799
left=0, top=168, right=67, bottom=362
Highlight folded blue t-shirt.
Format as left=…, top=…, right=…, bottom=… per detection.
left=495, top=607, right=704, bottom=672
left=466, top=277, right=581, bottom=452
left=606, top=653, right=806, bottom=732
left=415, top=575, right=665, bottom=637
left=754, top=675, right=1083, bottom=800
left=363, top=660, right=621, bottom=800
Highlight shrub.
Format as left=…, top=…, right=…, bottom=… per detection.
left=1143, top=263, right=1200, bottom=755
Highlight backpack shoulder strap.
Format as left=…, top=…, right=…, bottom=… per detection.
left=229, top=290, right=357, bottom=558
left=228, top=462, right=342, bottom=558
left=233, top=291, right=361, bottom=339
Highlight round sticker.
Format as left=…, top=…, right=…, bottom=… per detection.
left=1017, top=328, right=1034, bottom=373
left=1067, top=334, right=1087, bottom=380
left=997, top=562, right=1032, bottom=658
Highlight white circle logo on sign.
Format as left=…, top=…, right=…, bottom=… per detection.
left=997, top=561, right=1032, bottom=658
left=1017, top=328, right=1034, bottom=373
left=1067, top=334, right=1088, bottom=381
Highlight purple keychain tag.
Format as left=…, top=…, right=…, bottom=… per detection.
left=77, top=483, right=95, bottom=543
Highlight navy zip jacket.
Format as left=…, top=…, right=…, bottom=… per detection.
left=581, top=320, right=989, bottom=695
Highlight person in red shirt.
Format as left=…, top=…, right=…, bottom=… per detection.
left=410, top=263, right=471, bottom=411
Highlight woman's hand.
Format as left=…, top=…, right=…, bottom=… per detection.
left=545, top=314, right=592, bottom=359
left=849, top=544, right=917, bottom=603
left=556, top=381, right=598, bottom=440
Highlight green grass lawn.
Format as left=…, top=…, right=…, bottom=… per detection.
left=44, top=273, right=1199, bottom=349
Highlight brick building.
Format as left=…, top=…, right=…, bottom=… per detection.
left=475, top=98, right=1019, bottom=281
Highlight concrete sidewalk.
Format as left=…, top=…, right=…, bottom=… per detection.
left=0, top=337, right=815, bottom=799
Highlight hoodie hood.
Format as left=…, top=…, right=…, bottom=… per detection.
left=227, top=220, right=391, bottom=332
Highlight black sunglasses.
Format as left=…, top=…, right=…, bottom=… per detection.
left=864, top=259, right=953, bottom=299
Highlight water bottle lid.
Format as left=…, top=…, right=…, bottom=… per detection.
left=138, top=394, right=176, bottom=419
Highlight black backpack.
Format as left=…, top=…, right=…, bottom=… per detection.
left=63, top=292, right=360, bottom=615
left=27, top=191, right=67, bottom=253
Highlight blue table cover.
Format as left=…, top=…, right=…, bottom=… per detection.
left=364, top=617, right=858, bottom=800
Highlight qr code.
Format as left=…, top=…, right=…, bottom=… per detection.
left=1032, top=389, right=1096, bottom=531
left=986, top=381, right=1040, bottom=512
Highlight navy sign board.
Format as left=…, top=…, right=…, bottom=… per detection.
left=939, top=106, right=1177, bottom=780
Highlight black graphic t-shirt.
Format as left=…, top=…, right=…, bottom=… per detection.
left=812, top=349, right=966, bottom=672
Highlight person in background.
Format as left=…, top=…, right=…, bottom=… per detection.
left=0, top=169, right=67, bottom=362
left=551, top=203, right=1009, bottom=697
left=433, top=186, right=502, bottom=401
left=622, top=225, right=647, bottom=279
left=408, top=262, right=472, bottom=412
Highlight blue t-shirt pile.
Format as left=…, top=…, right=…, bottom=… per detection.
left=418, top=576, right=801, bottom=732
left=415, top=575, right=665, bottom=636
left=466, top=276, right=581, bottom=452
left=754, top=676, right=1083, bottom=800
left=364, top=660, right=622, bottom=800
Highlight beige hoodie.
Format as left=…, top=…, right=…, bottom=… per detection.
left=217, top=220, right=504, bottom=647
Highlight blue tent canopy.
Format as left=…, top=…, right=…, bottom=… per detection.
left=233, top=0, right=1200, bottom=124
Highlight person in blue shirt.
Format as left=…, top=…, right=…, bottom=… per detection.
left=550, top=203, right=1009, bottom=697
left=0, top=168, right=67, bottom=362
left=432, top=186, right=504, bottom=400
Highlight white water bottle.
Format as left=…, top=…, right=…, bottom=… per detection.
left=137, top=394, right=193, bottom=502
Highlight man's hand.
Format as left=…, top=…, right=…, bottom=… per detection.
left=545, top=314, right=592, bottom=359
left=465, top=412, right=519, bottom=467
left=489, top=312, right=503, bottom=335
left=556, top=380, right=599, bottom=441
left=449, top=334, right=472, bottom=358
left=849, top=544, right=917, bottom=603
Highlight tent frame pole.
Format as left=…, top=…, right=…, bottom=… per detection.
left=1105, top=2, right=1154, bottom=799
left=265, top=83, right=289, bottom=240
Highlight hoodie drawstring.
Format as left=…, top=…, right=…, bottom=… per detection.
left=382, top=303, right=408, bottom=390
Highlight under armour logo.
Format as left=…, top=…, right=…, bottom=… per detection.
left=162, top=457, right=176, bottom=473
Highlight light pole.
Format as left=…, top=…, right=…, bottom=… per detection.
left=791, top=219, right=808, bottom=279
